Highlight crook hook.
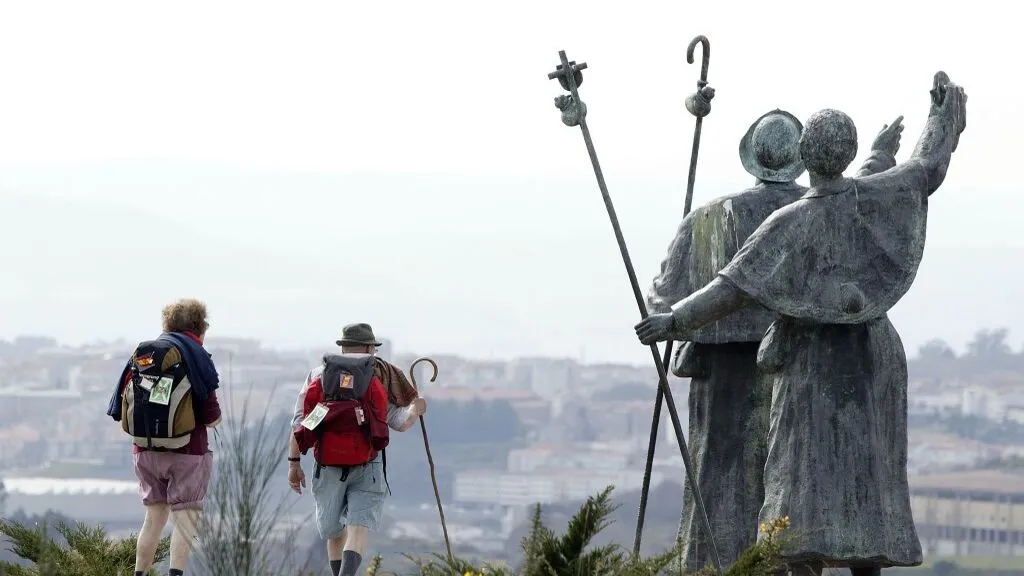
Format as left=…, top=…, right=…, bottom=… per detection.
left=684, top=35, right=714, bottom=119
left=409, top=357, right=438, bottom=389
left=687, top=35, right=710, bottom=84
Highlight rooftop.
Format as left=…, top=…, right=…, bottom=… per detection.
left=4, top=477, right=138, bottom=496
left=427, top=387, right=540, bottom=401
left=0, top=387, right=82, bottom=399
left=910, top=469, right=1024, bottom=497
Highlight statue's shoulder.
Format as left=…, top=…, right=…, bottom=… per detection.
left=694, top=182, right=808, bottom=222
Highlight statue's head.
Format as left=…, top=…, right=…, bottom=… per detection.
left=738, top=110, right=805, bottom=183
left=800, top=109, right=859, bottom=178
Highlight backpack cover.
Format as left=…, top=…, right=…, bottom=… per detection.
left=121, top=339, right=197, bottom=450
left=294, top=354, right=390, bottom=467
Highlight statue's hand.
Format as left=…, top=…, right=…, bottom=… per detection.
left=871, top=115, right=904, bottom=157
left=635, top=313, right=676, bottom=345
left=929, top=71, right=967, bottom=150
left=945, top=83, right=967, bottom=137
left=929, top=71, right=951, bottom=112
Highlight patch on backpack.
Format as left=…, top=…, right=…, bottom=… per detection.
left=149, top=377, right=173, bottom=405
left=135, top=353, right=155, bottom=369
left=341, top=374, right=353, bottom=389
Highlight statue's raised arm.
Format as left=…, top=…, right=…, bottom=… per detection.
left=879, top=71, right=968, bottom=196
left=636, top=69, right=969, bottom=575
left=638, top=71, right=969, bottom=334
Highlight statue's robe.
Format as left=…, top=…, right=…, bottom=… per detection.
left=648, top=153, right=894, bottom=570
left=648, top=180, right=805, bottom=569
left=714, top=113, right=959, bottom=567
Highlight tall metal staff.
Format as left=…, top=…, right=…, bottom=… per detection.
left=633, top=35, right=716, bottom=558
left=409, top=356, right=453, bottom=564
left=547, top=49, right=721, bottom=573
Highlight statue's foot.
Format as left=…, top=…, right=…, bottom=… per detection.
left=789, top=561, right=824, bottom=575
left=851, top=568, right=882, bottom=576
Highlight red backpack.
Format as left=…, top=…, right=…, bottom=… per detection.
left=294, top=354, right=390, bottom=474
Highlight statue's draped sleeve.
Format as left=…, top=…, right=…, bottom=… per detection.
left=647, top=183, right=808, bottom=343
left=718, top=113, right=961, bottom=325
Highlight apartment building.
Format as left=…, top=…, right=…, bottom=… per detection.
left=910, top=469, right=1024, bottom=558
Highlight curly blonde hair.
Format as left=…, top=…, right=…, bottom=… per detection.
left=161, top=298, right=209, bottom=335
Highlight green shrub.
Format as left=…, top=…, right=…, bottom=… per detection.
left=370, top=485, right=790, bottom=576
left=0, top=517, right=169, bottom=576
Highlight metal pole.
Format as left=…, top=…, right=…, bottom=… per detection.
left=634, top=35, right=716, bottom=560
left=548, top=49, right=722, bottom=573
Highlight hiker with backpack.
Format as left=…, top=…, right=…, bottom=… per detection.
left=288, top=323, right=425, bottom=576
left=106, top=298, right=222, bottom=576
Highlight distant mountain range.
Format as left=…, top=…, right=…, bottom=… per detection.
left=1, top=161, right=1021, bottom=361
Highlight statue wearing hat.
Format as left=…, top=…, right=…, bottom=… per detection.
left=639, top=72, right=967, bottom=574
left=647, top=109, right=903, bottom=569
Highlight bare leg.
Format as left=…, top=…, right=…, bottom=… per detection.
left=135, top=504, right=170, bottom=572
left=169, top=508, right=200, bottom=572
left=340, top=526, right=368, bottom=576
left=327, top=527, right=347, bottom=576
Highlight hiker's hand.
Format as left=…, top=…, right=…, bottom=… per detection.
left=635, top=313, right=675, bottom=345
left=288, top=463, right=306, bottom=495
left=409, top=397, right=426, bottom=417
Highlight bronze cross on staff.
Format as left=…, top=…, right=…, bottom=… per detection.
left=547, top=52, right=587, bottom=92
left=546, top=49, right=722, bottom=573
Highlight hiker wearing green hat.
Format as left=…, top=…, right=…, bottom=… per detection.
left=287, top=322, right=425, bottom=576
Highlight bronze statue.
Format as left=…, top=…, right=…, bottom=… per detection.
left=636, top=72, right=967, bottom=575
left=647, top=110, right=903, bottom=570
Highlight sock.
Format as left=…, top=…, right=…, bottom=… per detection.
left=169, top=569, right=183, bottom=576
left=340, top=550, right=362, bottom=576
left=135, top=572, right=144, bottom=576
left=330, top=559, right=342, bottom=575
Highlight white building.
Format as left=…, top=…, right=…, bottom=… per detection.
left=453, top=468, right=665, bottom=508
left=962, top=386, right=997, bottom=419
left=4, top=477, right=140, bottom=522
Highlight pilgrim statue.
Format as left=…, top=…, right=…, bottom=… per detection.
left=637, top=72, right=967, bottom=575
left=647, top=109, right=903, bottom=569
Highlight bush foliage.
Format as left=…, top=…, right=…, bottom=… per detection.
left=0, top=485, right=790, bottom=575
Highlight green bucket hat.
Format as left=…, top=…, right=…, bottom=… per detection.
left=335, top=323, right=383, bottom=347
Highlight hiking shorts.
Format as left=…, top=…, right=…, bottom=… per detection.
left=133, top=451, right=213, bottom=511
left=311, top=458, right=386, bottom=538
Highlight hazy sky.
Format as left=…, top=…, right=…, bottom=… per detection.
left=0, top=1, right=1019, bottom=364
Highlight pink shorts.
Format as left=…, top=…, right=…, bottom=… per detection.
left=133, top=451, right=213, bottom=511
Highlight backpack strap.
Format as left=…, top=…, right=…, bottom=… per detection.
left=381, top=448, right=390, bottom=496
left=127, top=366, right=156, bottom=451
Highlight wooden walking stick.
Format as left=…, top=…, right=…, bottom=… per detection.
left=634, top=35, right=717, bottom=560
left=548, top=48, right=722, bottom=573
left=409, top=356, right=453, bottom=564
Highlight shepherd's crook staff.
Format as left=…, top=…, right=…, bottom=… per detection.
left=409, top=356, right=453, bottom=564
left=547, top=50, right=721, bottom=573
left=634, top=35, right=717, bottom=560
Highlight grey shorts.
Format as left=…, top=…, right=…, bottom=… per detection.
left=311, top=457, right=386, bottom=538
